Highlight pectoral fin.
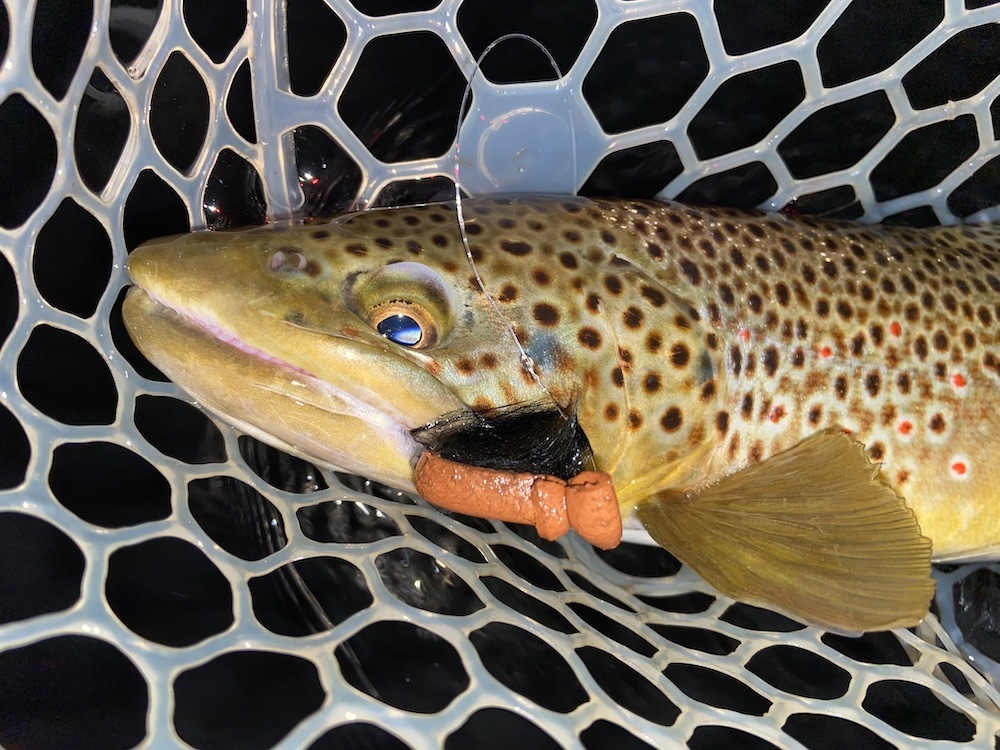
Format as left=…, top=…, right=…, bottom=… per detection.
left=635, top=430, right=934, bottom=633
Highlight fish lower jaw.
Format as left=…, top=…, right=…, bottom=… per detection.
left=215, top=406, right=421, bottom=494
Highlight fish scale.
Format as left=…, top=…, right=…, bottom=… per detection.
left=123, top=195, right=1000, bottom=630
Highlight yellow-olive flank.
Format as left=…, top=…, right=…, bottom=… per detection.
left=123, top=197, right=1000, bottom=633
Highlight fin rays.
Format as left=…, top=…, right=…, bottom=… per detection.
left=637, top=429, right=934, bottom=633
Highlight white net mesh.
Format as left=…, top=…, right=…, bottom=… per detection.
left=3, top=0, right=1000, bottom=748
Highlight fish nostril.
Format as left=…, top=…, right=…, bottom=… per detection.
left=270, top=249, right=308, bottom=273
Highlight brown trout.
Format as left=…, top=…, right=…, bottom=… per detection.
left=123, top=196, right=1000, bottom=632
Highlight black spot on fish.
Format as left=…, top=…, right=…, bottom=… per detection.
left=762, top=347, right=778, bottom=377
left=499, top=284, right=518, bottom=302
left=834, top=376, right=848, bottom=399
left=623, top=307, right=643, bottom=329
left=578, top=327, right=601, bottom=349
left=660, top=407, right=683, bottom=432
left=851, top=334, right=865, bottom=356
left=864, top=371, right=881, bottom=397
left=533, top=303, right=559, bottom=326
left=501, top=240, right=532, bottom=256
left=680, top=259, right=701, bottom=285
left=640, top=285, right=665, bottom=307
left=729, top=346, right=742, bottom=376
left=929, top=413, right=946, bottom=434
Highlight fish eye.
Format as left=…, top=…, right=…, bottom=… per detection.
left=369, top=301, right=437, bottom=348
left=376, top=313, right=423, bottom=346
left=353, top=263, right=453, bottom=348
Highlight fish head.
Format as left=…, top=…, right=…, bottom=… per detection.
left=123, top=202, right=579, bottom=489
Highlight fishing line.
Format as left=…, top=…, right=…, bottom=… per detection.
left=782, top=195, right=863, bottom=220
left=451, top=33, right=577, bottom=420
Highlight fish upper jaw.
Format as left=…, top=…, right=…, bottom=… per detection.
left=139, top=285, right=414, bottom=434
left=142, top=285, right=315, bottom=378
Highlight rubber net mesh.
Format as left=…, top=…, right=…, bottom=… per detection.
left=2, top=1, right=1000, bottom=748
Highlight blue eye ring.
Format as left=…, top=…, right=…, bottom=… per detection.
left=376, top=313, right=423, bottom=347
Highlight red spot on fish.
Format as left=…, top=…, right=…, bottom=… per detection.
left=842, top=427, right=852, bottom=434
left=951, top=461, right=967, bottom=476
left=739, top=328, right=751, bottom=342
left=952, top=373, right=967, bottom=388
left=819, top=346, right=833, bottom=359
left=889, top=321, right=902, bottom=337
left=898, top=420, right=913, bottom=436
left=769, top=405, right=786, bottom=424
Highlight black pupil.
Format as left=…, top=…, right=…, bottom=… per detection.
left=377, top=314, right=422, bottom=346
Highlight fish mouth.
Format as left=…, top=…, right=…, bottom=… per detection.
left=122, top=283, right=445, bottom=491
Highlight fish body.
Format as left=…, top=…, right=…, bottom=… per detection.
left=124, top=196, right=1000, bottom=630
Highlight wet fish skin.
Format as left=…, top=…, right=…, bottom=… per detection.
left=123, top=196, right=1000, bottom=631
